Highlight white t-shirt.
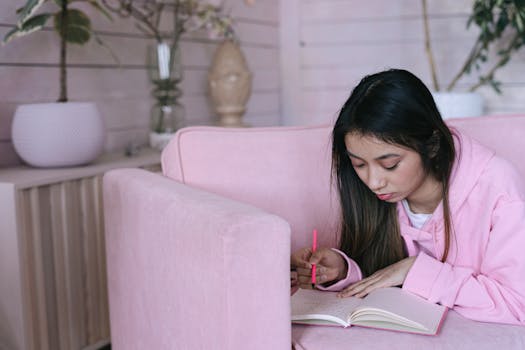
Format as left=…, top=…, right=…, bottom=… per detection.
left=401, top=199, right=432, bottom=229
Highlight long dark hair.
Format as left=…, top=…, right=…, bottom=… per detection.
left=332, top=69, right=455, bottom=277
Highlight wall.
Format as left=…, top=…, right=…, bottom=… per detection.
left=0, top=0, right=280, bottom=167
left=280, top=0, right=525, bottom=125
left=4, top=0, right=525, bottom=167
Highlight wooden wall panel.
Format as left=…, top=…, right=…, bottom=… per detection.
left=300, top=0, right=471, bottom=21
left=0, top=142, right=21, bottom=167
left=281, top=0, right=525, bottom=125
left=0, top=0, right=280, bottom=167
left=4, top=0, right=524, bottom=165
left=301, top=17, right=476, bottom=45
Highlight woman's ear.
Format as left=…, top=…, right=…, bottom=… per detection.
left=427, top=130, right=441, bottom=158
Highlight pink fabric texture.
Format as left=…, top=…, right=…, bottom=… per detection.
left=402, top=128, right=525, bottom=324
left=316, top=248, right=362, bottom=292
left=447, top=114, right=525, bottom=176
left=103, top=115, right=525, bottom=349
left=292, top=310, right=525, bottom=350
left=103, top=169, right=291, bottom=350
left=161, top=125, right=341, bottom=252
left=325, top=124, right=525, bottom=326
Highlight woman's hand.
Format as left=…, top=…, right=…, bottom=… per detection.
left=338, top=256, right=416, bottom=298
left=291, top=247, right=348, bottom=289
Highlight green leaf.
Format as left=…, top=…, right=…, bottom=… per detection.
left=66, top=24, right=91, bottom=44
left=17, top=0, right=47, bottom=26
left=63, top=8, right=90, bottom=27
left=496, top=14, right=508, bottom=34
left=4, top=13, right=52, bottom=44
left=53, top=9, right=92, bottom=44
left=3, top=27, right=20, bottom=44
left=490, top=80, right=502, bottom=94
left=499, top=56, right=510, bottom=66
left=516, top=12, right=525, bottom=31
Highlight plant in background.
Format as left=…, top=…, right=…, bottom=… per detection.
left=101, top=0, right=235, bottom=44
left=423, top=0, right=525, bottom=93
left=3, top=0, right=113, bottom=102
left=101, top=0, right=236, bottom=147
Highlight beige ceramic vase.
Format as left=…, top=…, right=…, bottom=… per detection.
left=208, top=40, right=252, bottom=127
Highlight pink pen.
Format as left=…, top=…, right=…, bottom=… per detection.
left=311, top=229, right=318, bottom=287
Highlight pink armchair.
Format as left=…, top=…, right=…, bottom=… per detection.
left=103, top=115, right=525, bottom=350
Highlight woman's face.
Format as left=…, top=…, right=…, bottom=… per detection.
left=344, top=132, right=436, bottom=206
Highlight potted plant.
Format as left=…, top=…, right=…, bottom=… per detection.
left=3, top=0, right=113, bottom=167
left=422, top=0, right=525, bottom=118
left=102, top=0, right=236, bottom=150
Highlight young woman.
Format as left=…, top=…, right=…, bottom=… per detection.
left=291, top=69, right=525, bottom=325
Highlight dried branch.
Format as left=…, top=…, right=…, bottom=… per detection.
left=446, top=40, right=482, bottom=91
left=101, top=0, right=164, bottom=40
left=469, top=32, right=521, bottom=92
left=421, top=0, right=440, bottom=91
left=101, top=0, right=235, bottom=43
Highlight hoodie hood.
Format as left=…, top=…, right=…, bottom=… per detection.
left=398, top=128, right=495, bottom=231
left=446, top=128, right=496, bottom=216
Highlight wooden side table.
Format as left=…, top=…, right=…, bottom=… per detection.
left=0, top=149, right=161, bottom=350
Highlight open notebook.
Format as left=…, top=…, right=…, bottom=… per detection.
left=291, top=287, right=447, bottom=335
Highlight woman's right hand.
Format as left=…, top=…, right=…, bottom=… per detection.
left=290, top=247, right=348, bottom=289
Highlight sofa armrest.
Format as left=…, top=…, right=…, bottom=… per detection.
left=103, top=168, right=292, bottom=350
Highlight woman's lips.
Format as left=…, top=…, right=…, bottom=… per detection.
left=377, top=193, right=394, bottom=201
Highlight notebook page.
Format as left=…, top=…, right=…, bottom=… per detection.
left=355, top=287, right=446, bottom=332
left=291, top=289, right=363, bottom=324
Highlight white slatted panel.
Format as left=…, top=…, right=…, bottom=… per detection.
left=16, top=176, right=111, bottom=350
left=11, top=161, right=160, bottom=350
left=0, top=150, right=161, bottom=350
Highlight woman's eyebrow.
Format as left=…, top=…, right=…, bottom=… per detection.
left=347, top=151, right=400, bottom=161
left=376, top=153, right=401, bottom=160
left=346, top=151, right=363, bottom=160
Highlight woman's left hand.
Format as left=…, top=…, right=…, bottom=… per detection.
left=337, top=256, right=416, bottom=298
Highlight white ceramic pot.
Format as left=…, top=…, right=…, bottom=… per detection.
left=432, top=92, right=484, bottom=119
left=12, top=102, right=105, bottom=167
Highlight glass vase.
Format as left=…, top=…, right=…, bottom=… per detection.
left=147, top=41, right=185, bottom=150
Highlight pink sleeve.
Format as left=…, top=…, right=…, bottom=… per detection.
left=403, top=201, right=525, bottom=325
left=316, top=248, right=363, bottom=292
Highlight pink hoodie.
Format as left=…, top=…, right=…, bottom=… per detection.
left=321, top=129, right=525, bottom=325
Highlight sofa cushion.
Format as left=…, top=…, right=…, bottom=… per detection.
left=292, top=309, right=525, bottom=350
left=447, top=114, right=525, bottom=176
left=161, top=125, right=340, bottom=252
left=161, top=114, right=525, bottom=252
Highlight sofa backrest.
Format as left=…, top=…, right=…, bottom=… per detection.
left=447, top=114, right=525, bottom=177
left=161, top=114, right=525, bottom=252
left=161, top=125, right=339, bottom=252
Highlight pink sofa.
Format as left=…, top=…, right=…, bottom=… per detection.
left=103, top=115, right=525, bottom=349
